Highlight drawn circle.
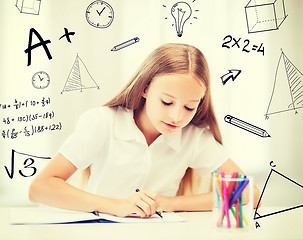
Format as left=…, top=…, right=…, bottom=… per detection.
left=85, top=0, right=114, bottom=29
left=32, top=71, right=50, bottom=89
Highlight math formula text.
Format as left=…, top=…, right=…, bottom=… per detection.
left=222, top=34, right=265, bottom=56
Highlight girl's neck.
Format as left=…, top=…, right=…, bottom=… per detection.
left=134, top=107, right=161, bottom=146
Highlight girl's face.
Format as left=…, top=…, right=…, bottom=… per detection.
left=141, top=73, right=206, bottom=136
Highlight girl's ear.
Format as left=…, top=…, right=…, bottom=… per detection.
left=142, top=87, right=148, bottom=98
left=142, top=83, right=150, bottom=98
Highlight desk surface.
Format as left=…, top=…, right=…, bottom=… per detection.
left=1, top=207, right=303, bottom=240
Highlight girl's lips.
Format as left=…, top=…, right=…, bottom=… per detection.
left=162, top=121, right=177, bottom=129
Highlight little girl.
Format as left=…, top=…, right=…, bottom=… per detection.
left=29, top=43, right=260, bottom=218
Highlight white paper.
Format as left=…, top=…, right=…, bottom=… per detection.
left=9, top=207, right=186, bottom=224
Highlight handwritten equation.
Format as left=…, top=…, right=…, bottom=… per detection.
left=3, top=111, right=55, bottom=124
left=222, top=34, right=265, bottom=56
left=2, top=122, right=62, bottom=139
left=4, top=149, right=51, bottom=179
left=1, top=97, right=63, bottom=140
left=0, top=97, right=51, bottom=110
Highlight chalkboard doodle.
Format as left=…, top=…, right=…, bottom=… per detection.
left=32, top=71, right=50, bottom=89
left=111, top=37, right=140, bottom=52
left=265, top=49, right=303, bottom=119
left=3, top=111, right=55, bottom=125
left=85, top=0, right=114, bottom=29
left=15, top=0, right=42, bottom=15
left=24, top=28, right=52, bottom=66
left=59, top=28, right=76, bottom=43
left=0, top=97, right=51, bottom=110
left=162, top=1, right=199, bottom=37
left=4, top=149, right=51, bottom=179
left=245, top=0, right=288, bottom=34
left=25, top=28, right=75, bottom=66
left=254, top=165, right=303, bottom=228
left=0, top=97, right=62, bottom=140
left=220, top=69, right=242, bottom=85
left=224, top=115, right=270, bottom=138
left=1, top=123, right=62, bottom=140
left=61, top=54, right=100, bottom=94
left=222, top=34, right=265, bottom=56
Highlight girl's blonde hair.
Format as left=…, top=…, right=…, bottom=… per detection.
left=83, top=43, right=222, bottom=195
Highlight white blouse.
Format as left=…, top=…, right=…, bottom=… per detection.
left=59, top=106, right=229, bottom=198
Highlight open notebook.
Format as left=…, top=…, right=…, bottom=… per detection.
left=9, top=207, right=186, bottom=224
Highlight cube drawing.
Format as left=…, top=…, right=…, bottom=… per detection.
left=245, top=0, right=287, bottom=33
left=15, top=0, right=41, bottom=15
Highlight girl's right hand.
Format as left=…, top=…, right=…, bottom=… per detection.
left=114, top=190, right=158, bottom=218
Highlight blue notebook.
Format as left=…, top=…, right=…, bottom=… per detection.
left=9, top=207, right=186, bottom=224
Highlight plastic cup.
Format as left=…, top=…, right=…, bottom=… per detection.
left=212, top=172, right=253, bottom=230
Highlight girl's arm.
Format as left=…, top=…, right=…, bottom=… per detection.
left=29, top=154, right=158, bottom=217
left=155, top=159, right=260, bottom=212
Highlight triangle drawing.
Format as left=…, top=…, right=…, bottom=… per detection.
left=61, top=54, right=100, bottom=94
left=254, top=168, right=303, bottom=220
left=265, top=49, right=303, bottom=118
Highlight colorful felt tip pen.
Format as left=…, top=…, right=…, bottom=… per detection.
left=229, top=178, right=249, bottom=208
left=221, top=172, right=231, bottom=228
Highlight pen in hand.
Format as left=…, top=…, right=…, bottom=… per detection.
left=135, top=188, right=163, bottom=218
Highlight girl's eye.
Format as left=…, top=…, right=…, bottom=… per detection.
left=161, top=100, right=172, bottom=106
left=185, top=106, right=195, bottom=111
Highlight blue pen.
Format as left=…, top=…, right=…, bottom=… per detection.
left=229, top=178, right=249, bottom=208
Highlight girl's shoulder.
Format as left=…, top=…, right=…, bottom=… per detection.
left=182, top=123, right=211, bottom=138
left=181, top=123, right=216, bottom=147
left=79, top=106, right=131, bottom=126
left=80, top=106, right=120, bottom=119
left=75, top=106, right=115, bottom=130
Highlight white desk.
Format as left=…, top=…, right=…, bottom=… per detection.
left=1, top=207, right=302, bottom=240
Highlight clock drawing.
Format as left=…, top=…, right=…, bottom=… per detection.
left=32, top=71, right=50, bottom=89
left=85, top=1, right=114, bottom=28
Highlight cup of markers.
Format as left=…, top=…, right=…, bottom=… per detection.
left=212, top=171, right=253, bottom=230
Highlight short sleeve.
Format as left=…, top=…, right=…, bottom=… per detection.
left=59, top=107, right=110, bottom=170
left=189, top=128, right=229, bottom=175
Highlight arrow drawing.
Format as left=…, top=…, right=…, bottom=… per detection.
left=220, top=69, right=242, bottom=85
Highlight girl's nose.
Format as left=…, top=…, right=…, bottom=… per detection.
left=168, top=106, right=182, bottom=123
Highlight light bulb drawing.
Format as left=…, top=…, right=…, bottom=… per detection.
left=163, top=1, right=199, bottom=37
left=171, top=2, right=192, bottom=37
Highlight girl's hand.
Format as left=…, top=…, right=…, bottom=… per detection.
left=154, top=194, right=175, bottom=212
left=114, top=190, right=158, bottom=218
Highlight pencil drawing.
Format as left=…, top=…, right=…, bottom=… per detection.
left=111, top=37, right=140, bottom=52
left=224, top=115, right=270, bottom=138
